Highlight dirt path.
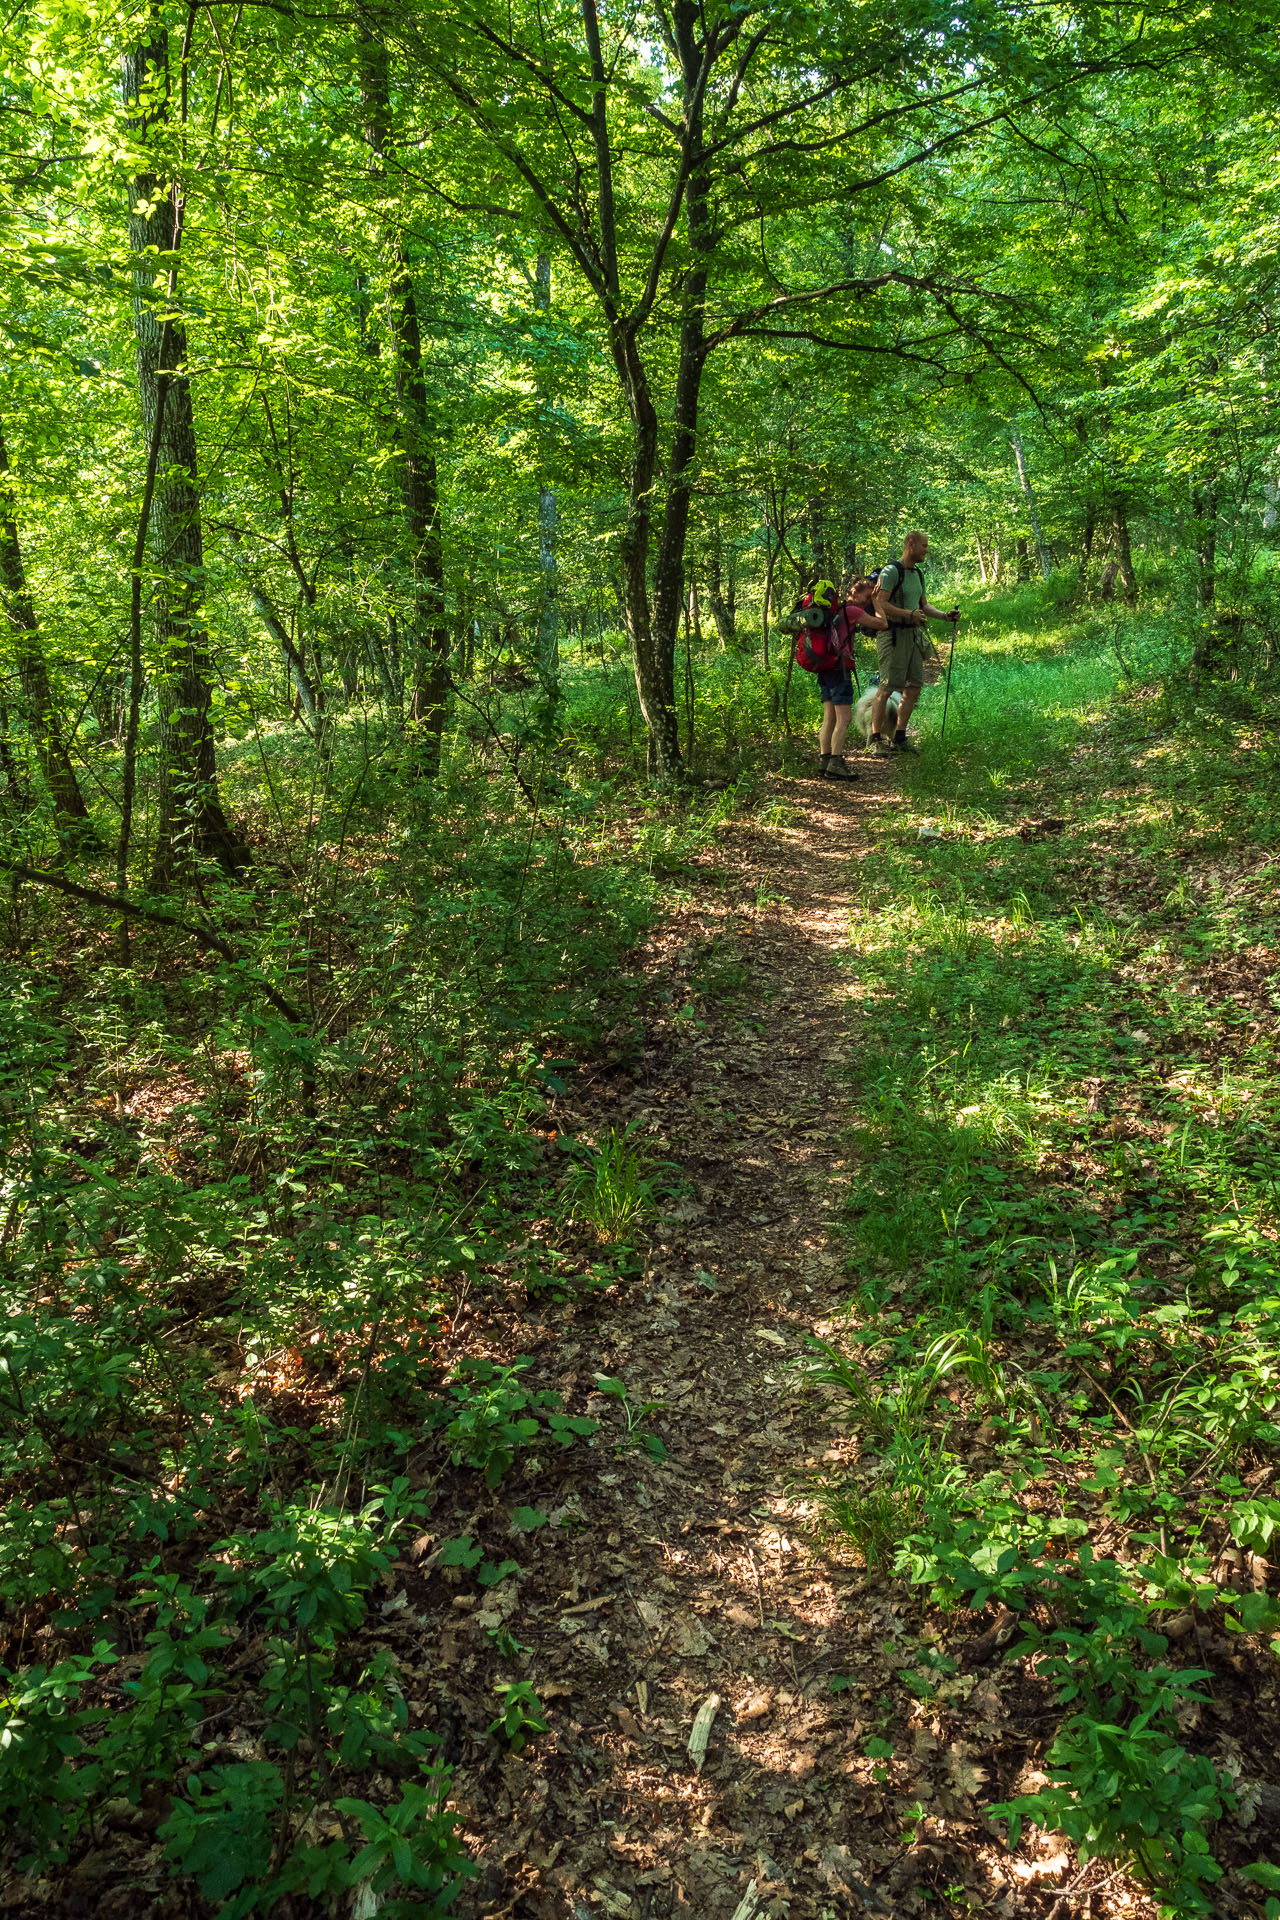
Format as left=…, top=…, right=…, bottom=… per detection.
left=417, top=761, right=970, bottom=1920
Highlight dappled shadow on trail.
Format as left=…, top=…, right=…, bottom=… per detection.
left=397, top=756, right=1109, bottom=1920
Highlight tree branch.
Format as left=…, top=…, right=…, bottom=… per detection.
left=0, top=860, right=311, bottom=1032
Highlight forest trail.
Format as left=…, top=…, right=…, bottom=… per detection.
left=436, top=756, right=946, bottom=1920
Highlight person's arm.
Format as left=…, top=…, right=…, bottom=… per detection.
left=921, top=598, right=961, bottom=622
left=853, top=603, right=888, bottom=633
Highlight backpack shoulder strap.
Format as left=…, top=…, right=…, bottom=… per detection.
left=884, top=561, right=922, bottom=607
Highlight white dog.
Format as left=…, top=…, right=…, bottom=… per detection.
left=852, top=683, right=900, bottom=747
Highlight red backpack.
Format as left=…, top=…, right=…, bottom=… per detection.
left=794, top=591, right=870, bottom=673
left=791, top=579, right=845, bottom=672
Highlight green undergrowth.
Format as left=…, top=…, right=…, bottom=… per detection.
left=818, top=604, right=1280, bottom=1914
left=0, top=743, right=744, bottom=1909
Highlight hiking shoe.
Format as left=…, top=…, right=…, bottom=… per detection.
left=892, top=734, right=919, bottom=754
left=822, top=757, right=860, bottom=782
left=869, top=732, right=891, bottom=757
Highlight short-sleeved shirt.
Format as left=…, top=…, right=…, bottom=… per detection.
left=844, top=602, right=880, bottom=644
left=879, top=561, right=926, bottom=620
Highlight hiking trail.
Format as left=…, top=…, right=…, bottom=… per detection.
left=406, top=760, right=1038, bottom=1920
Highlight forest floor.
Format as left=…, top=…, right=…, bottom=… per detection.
left=9, top=643, right=1280, bottom=1920
left=412, top=749, right=1155, bottom=1920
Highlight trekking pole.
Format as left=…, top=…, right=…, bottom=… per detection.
left=939, top=611, right=960, bottom=758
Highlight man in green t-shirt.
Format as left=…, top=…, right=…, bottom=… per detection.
left=869, top=530, right=958, bottom=753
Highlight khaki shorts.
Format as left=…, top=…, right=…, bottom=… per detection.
left=876, top=625, right=926, bottom=690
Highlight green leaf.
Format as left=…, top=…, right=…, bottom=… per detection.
left=438, top=1536, right=484, bottom=1570
left=478, top=1558, right=519, bottom=1587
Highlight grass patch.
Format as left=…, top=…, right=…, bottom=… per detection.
left=820, top=601, right=1280, bottom=1909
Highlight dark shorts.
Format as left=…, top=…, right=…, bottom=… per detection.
left=816, top=668, right=854, bottom=706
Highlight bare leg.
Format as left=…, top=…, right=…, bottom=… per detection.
left=829, top=705, right=852, bottom=755
left=895, top=684, right=922, bottom=734
left=819, top=701, right=837, bottom=754
left=871, top=684, right=896, bottom=735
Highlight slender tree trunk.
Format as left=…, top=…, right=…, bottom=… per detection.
left=1112, top=500, right=1137, bottom=603
left=119, top=308, right=178, bottom=928
left=366, top=628, right=401, bottom=712
left=1015, top=536, right=1030, bottom=583
left=808, top=495, right=832, bottom=580
left=248, top=586, right=325, bottom=736
left=616, top=351, right=681, bottom=777
left=0, top=423, right=94, bottom=838
left=645, top=0, right=714, bottom=776
left=1075, top=419, right=1096, bottom=563
left=706, top=523, right=736, bottom=648
left=682, top=589, right=695, bottom=765
left=975, top=531, right=989, bottom=585
left=357, top=20, right=449, bottom=776
left=226, top=532, right=325, bottom=741
left=124, top=27, right=243, bottom=884
left=1011, top=431, right=1053, bottom=578
left=575, top=0, right=685, bottom=779
left=533, top=252, right=560, bottom=714
left=0, top=690, right=28, bottom=806
left=1193, top=481, right=1216, bottom=611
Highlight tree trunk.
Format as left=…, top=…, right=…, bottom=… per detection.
left=1073, top=418, right=1096, bottom=566
left=645, top=0, right=715, bottom=776
left=1011, top=431, right=1054, bottom=578
left=975, top=531, right=989, bottom=585
left=0, top=690, right=25, bottom=806
left=1015, top=537, right=1031, bottom=583
left=533, top=252, right=560, bottom=714
left=358, top=19, right=449, bottom=777
left=226, top=531, right=325, bottom=741
left=366, top=627, right=401, bottom=712
left=762, top=529, right=778, bottom=670
left=1112, top=500, right=1137, bottom=604
left=1193, top=481, right=1216, bottom=611
left=620, top=370, right=682, bottom=779
left=808, top=494, right=833, bottom=581
left=706, top=523, right=736, bottom=648
left=124, top=29, right=243, bottom=884
left=0, top=422, right=95, bottom=838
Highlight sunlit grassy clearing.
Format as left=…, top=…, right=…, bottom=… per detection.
left=820, top=606, right=1280, bottom=1906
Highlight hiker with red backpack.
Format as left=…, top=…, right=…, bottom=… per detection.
left=786, top=576, right=886, bottom=781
